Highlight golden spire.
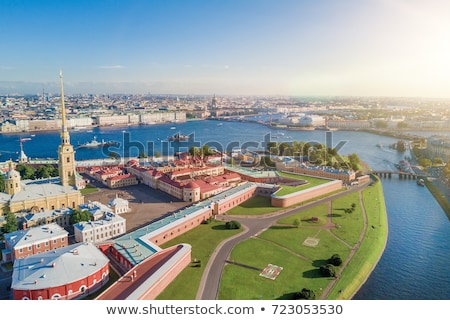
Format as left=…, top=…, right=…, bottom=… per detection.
left=59, top=69, right=70, bottom=145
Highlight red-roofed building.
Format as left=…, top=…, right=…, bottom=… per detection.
left=93, top=167, right=123, bottom=184
left=106, top=174, right=138, bottom=189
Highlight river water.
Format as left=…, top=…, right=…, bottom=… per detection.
left=0, top=118, right=449, bottom=299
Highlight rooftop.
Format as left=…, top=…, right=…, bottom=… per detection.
left=4, top=223, right=68, bottom=249
left=11, top=242, right=109, bottom=291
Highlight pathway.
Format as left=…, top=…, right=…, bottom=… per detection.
left=196, top=183, right=370, bottom=300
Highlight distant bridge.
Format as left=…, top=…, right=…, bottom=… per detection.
left=371, top=170, right=420, bottom=179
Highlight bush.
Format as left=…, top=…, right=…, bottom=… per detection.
left=225, top=220, right=241, bottom=230
left=320, top=264, right=336, bottom=277
left=294, top=288, right=316, bottom=300
left=328, top=254, right=342, bottom=266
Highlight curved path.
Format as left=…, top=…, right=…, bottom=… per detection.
left=196, top=183, right=370, bottom=300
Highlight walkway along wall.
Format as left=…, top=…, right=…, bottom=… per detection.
left=271, top=180, right=343, bottom=207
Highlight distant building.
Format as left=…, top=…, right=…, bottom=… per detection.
left=0, top=121, right=20, bottom=133
left=426, top=135, right=450, bottom=162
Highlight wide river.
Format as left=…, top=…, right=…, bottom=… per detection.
left=0, top=118, right=449, bottom=299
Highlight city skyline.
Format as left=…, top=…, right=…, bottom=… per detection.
left=1, top=0, right=450, bottom=98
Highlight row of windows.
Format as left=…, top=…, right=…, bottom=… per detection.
left=18, top=244, right=66, bottom=255
left=21, top=272, right=108, bottom=300
left=18, top=239, right=64, bottom=253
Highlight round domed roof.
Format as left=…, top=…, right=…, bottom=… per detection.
left=6, top=162, right=21, bottom=180
left=184, top=181, right=200, bottom=189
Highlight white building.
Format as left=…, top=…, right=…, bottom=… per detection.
left=79, top=200, right=114, bottom=221
left=73, top=212, right=126, bottom=243
left=108, top=197, right=130, bottom=214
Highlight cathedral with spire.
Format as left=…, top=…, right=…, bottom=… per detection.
left=0, top=71, right=84, bottom=216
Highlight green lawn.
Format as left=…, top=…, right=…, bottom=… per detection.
left=277, top=203, right=329, bottom=226
left=80, top=184, right=99, bottom=195
left=275, top=172, right=331, bottom=196
left=218, top=238, right=331, bottom=300
left=218, top=183, right=386, bottom=300
left=153, top=177, right=388, bottom=300
left=226, top=196, right=282, bottom=215
left=155, top=220, right=242, bottom=300
left=330, top=192, right=364, bottom=246
left=326, top=178, right=388, bottom=299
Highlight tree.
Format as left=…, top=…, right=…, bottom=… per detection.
left=225, top=220, right=241, bottom=230
left=444, top=162, right=450, bottom=178
left=278, top=142, right=291, bottom=156
left=0, top=174, right=5, bottom=193
left=396, top=140, right=406, bottom=152
left=3, top=211, right=18, bottom=233
left=138, top=151, right=148, bottom=158
left=154, top=151, right=161, bottom=158
left=374, top=120, right=388, bottom=128
left=419, top=158, right=432, bottom=168
left=109, top=151, right=120, bottom=159
left=293, top=218, right=301, bottom=228
left=397, top=121, right=408, bottom=129
left=189, top=146, right=200, bottom=157
left=320, top=264, right=336, bottom=277
left=34, top=164, right=58, bottom=179
left=70, top=209, right=92, bottom=224
left=294, top=288, right=316, bottom=300
left=261, top=156, right=275, bottom=167
left=266, top=141, right=278, bottom=155
left=16, top=164, right=35, bottom=180
left=328, top=254, right=343, bottom=266
left=201, top=144, right=214, bottom=158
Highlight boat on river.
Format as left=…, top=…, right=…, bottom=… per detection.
left=77, top=136, right=119, bottom=148
left=168, top=132, right=189, bottom=142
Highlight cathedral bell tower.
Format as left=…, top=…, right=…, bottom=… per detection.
left=5, top=161, right=21, bottom=195
left=58, top=70, right=77, bottom=187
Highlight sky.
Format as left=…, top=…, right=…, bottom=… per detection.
left=1, top=0, right=450, bottom=98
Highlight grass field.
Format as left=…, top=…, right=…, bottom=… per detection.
left=275, top=172, right=331, bottom=196
left=153, top=177, right=388, bottom=300
left=155, top=220, right=241, bottom=300
left=80, top=184, right=99, bottom=195
left=226, top=196, right=281, bottom=215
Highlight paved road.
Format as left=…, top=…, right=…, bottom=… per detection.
left=197, top=183, right=369, bottom=300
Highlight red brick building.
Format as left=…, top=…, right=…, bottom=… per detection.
left=2, top=223, right=68, bottom=263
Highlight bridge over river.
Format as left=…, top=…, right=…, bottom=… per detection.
left=371, top=170, right=420, bottom=179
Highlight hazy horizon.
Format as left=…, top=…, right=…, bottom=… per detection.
left=2, top=0, right=450, bottom=98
